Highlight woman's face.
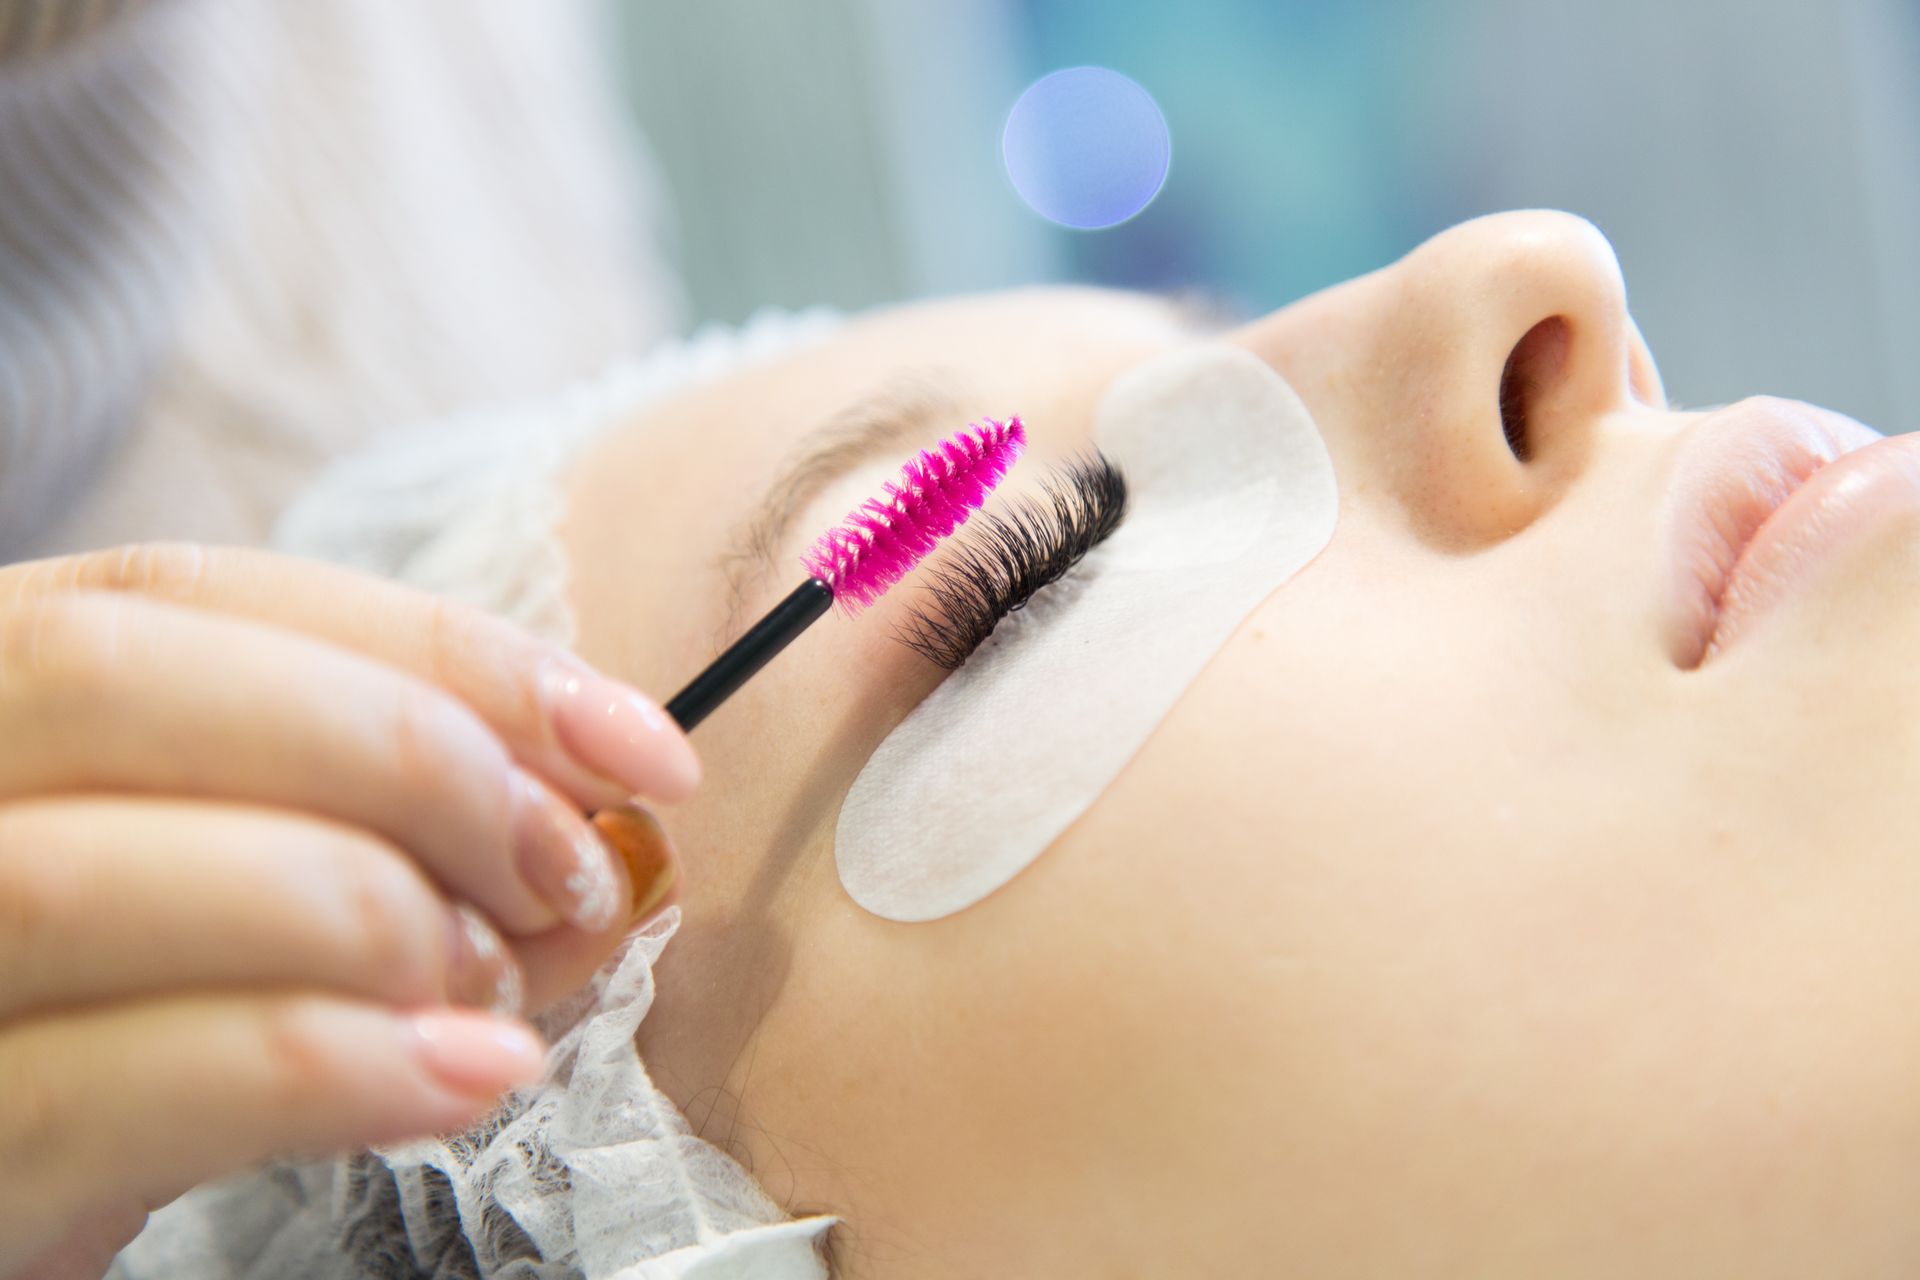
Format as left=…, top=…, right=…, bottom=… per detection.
left=561, top=211, right=1920, bottom=1276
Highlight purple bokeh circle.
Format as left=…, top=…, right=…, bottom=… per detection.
left=1002, top=66, right=1171, bottom=230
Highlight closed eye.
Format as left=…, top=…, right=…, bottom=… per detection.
left=895, top=452, right=1128, bottom=669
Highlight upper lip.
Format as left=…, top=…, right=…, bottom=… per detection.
left=1663, top=396, right=1881, bottom=668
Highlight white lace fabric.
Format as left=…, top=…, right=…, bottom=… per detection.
left=112, top=310, right=844, bottom=1279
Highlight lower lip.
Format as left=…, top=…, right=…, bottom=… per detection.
left=1707, top=432, right=1920, bottom=659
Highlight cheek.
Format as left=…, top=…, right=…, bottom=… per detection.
left=718, top=539, right=1920, bottom=1268
left=724, top=582, right=1392, bottom=1254
left=1118, top=557, right=1920, bottom=1262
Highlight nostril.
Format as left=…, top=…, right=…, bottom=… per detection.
left=1497, top=315, right=1571, bottom=463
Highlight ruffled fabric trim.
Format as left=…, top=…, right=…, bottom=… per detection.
left=373, top=911, right=838, bottom=1278
left=116, top=915, right=835, bottom=1278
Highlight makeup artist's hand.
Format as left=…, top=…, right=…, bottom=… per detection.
left=0, top=543, right=695, bottom=1278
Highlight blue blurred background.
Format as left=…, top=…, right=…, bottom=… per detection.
left=614, top=0, right=1919, bottom=433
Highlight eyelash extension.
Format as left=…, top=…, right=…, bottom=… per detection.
left=896, top=451, right=1128, bottom=669
left=664, top=416, right=1024, bottom=732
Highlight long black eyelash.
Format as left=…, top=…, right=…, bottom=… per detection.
left=895, top=452, right=1128, bottom=669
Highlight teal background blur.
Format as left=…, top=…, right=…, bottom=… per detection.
left=614, top=1, right=1920, bottom=433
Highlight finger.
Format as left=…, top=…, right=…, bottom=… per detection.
left=10, top=1198, right=149, bottom=1280
left=0, top=543, right=699, bottom=808
left=0, top=995, right=545, bottom=1265
left=512, top=804, right=682, bottom=1013
left=0, top=798, right=522, bottom=1023
left=0, top=592, right=621, bottom=935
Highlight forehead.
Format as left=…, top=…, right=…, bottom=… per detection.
left=559, top=289, right=1195, bottom=686
left=630, top=288, right=1186, bottom=508
left=763, top=287, right=1196, bottom=395
left=845, top=285, right=1197, bottom=349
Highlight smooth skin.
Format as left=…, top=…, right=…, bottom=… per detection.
left=0, top=545, right=698, bottom=1276
left=558, top=211, right=1920, bottom=1276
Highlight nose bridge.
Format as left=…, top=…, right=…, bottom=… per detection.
left=1241, top=211, right=1641, bottom=551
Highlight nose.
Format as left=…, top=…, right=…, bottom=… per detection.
left=1236, top=210, right=1664, bottom=548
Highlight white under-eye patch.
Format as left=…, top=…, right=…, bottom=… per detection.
left=835, top=342, right=1340, bottom=921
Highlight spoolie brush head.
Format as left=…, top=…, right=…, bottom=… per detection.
left=802, top=415, right=1027, bottom=614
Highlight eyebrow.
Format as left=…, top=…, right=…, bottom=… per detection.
left=707, top=293, right=1225, bottom=637
left=714, top=372, right=964, bottom=634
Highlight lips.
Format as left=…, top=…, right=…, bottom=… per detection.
left=1665, top=396, right=1884, bottom=667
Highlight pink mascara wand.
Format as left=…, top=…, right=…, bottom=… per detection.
left=663, top=416, right=1026, bottom=731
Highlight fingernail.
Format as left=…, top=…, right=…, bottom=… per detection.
left=446, top=903, right=524, bottom=1016
left=541, top=657, right=702, bottom=801
left=409, top=1010, right=546, bottom=1097
left=512, top=771, right=624, bottom=932
left=591, top=803, right=679, bottom=924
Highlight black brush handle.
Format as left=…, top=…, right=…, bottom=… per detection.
left=664, top=578, right=835, bottom=731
